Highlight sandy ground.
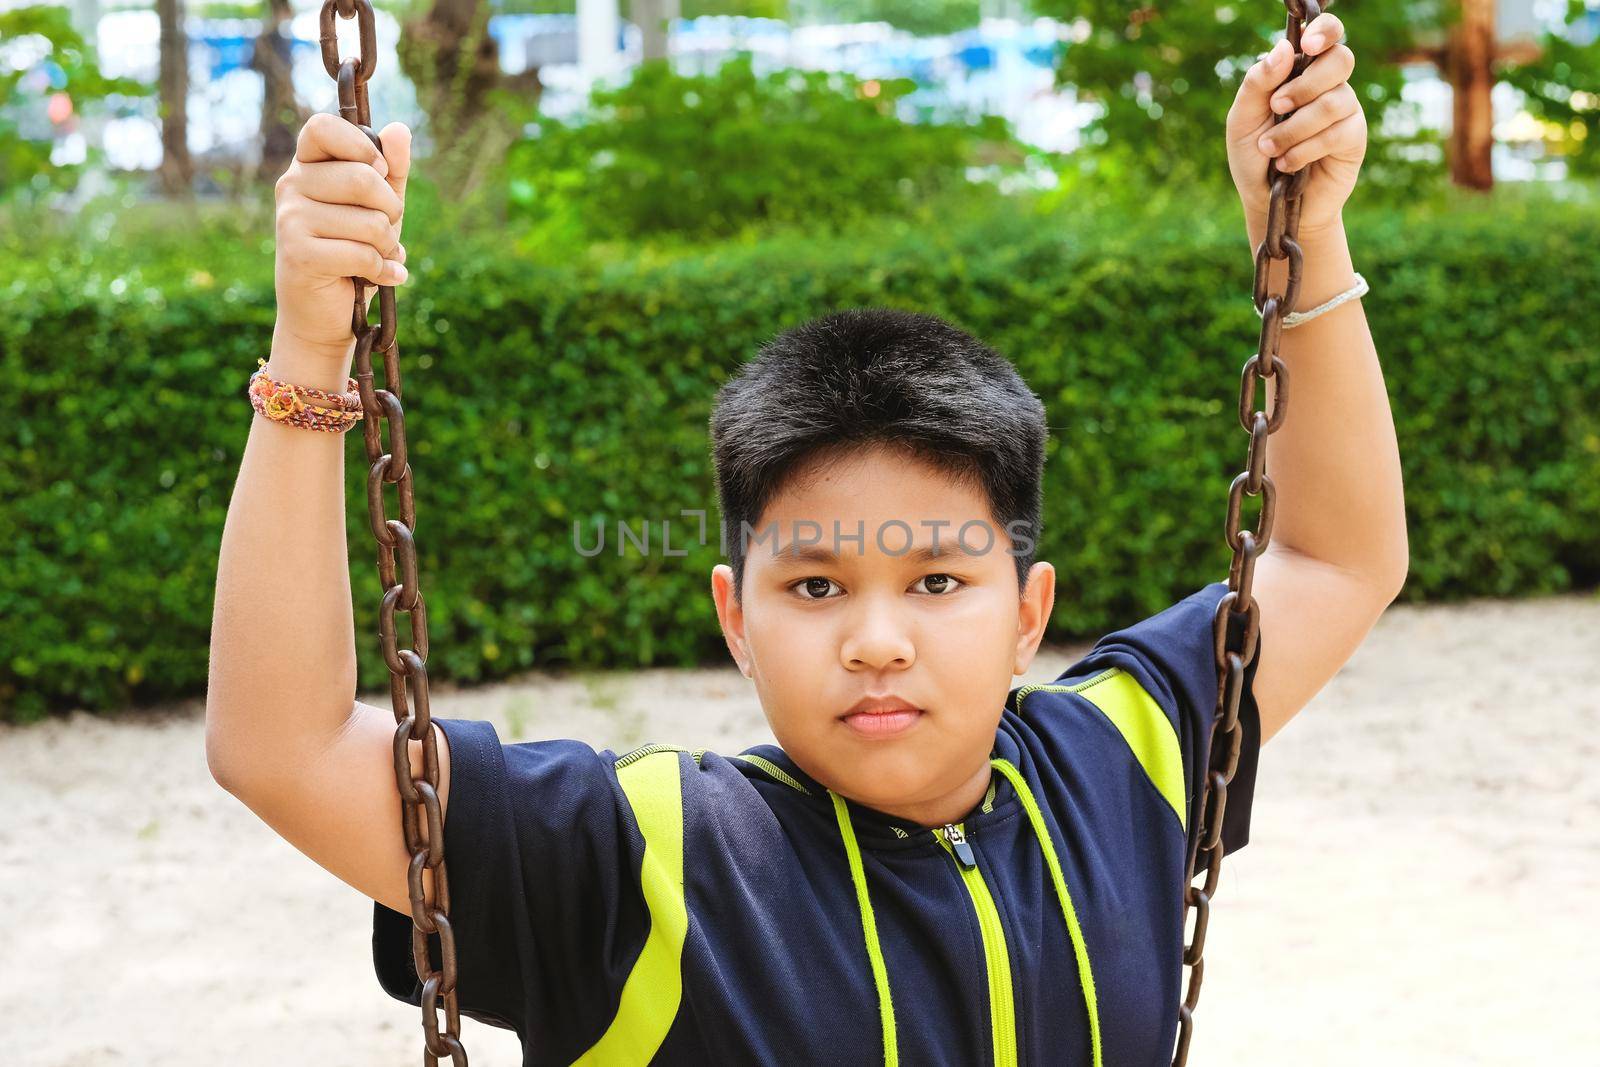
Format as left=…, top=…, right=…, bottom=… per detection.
left=4, top=591, right=1598, bottom=1066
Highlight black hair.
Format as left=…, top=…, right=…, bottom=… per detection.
left=709, top=307, right=1047, bottom=603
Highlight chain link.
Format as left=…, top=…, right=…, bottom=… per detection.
left=319, top=3, right=467, bottom=1063
left=1171, top=2, right=1329, bottom=1063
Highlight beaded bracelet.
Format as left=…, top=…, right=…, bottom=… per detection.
left=248, top=358, right=365, bottom=433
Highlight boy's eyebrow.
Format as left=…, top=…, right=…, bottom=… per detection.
left=770, top=542, right=983, bottom=566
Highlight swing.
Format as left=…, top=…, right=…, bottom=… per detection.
left=315, top=0, right=1325, bottom=1062
left=319, top=1, right=463, bottom=1062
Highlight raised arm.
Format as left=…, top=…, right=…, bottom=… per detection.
left=1222, top=11, right=1409, bottom=744
left=204, top=114, right=443, bottom=916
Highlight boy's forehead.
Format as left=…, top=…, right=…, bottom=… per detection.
left=751, top=453, right=1006, bottom=566
left=745, top=483, right=998, bottom=572
left=770, top=449, right=986, bottom=514
left=757, top=535, right=991, bottom=568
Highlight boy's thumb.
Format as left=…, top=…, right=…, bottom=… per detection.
left=1230, top=38, right=1292, bottom=137
left=378, top=121, right=411, bottom=197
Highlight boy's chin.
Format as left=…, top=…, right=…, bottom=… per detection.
left=780, top=738, right=896, bottom=788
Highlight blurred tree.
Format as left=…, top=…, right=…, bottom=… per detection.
left=674, top=0, right=786, bottom=13
left=1497, top=0, right=1600, bottom=179
left=500, top=1, right=789, bottom=18
left=1450, top=0, right=1495, bottom=186
left=250, top=0, right=305, bottom=182
left=800, top=0, right=980, bottom=36
left=1500, top=1, right=1600, bottom=177
left=1030, top=1, right=1440, bottom=196
left=506, top=53, right=1015, bottom=242
left=396, top=0, right=786, bottom=208
left=157, top=0, right=191, bottom=194
left=0, top=4, right=148, bottom=200
left=1383, top=0, right=1556, bottom=189
left=636, top=0, right=681, bottom=58
left=1036, top=2, right=1600, bottom=193
left=399, top=0, right=543, bottom=198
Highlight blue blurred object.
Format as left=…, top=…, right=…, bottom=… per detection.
left=1023, top=42, right=1060, bottom=68
left=957, top=44, right=993, bottom=71
left=194, top=34, right=257, bottom=79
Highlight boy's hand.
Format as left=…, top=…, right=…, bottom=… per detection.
left=1225, top=9, right=1365, bottom=241
left=273, top=114, right=412, bottom=360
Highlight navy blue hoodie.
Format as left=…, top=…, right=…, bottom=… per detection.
left=375, top=580, right=1262, bottom=1065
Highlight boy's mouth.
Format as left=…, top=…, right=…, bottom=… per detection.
left=839, top=695, right=924, bottom=739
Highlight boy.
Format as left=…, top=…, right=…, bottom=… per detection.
left=206, top=9, right=1406, bottom=1065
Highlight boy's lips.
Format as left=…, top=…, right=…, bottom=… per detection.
left=840, top=695, right=924, bottom=739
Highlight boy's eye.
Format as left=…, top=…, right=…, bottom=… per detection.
left=791, top=577, right=842, bottom=600
left=788, top=574, right=964, bottom=600
left=914, top=573, right=963, bottom=596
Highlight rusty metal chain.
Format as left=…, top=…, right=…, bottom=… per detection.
left=1172, top=2, right=1328, bottom=1064
left=319, top=2, right=467, bottom=1064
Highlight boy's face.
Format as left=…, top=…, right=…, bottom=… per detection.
left=711, top=444, right=1055, bottom=827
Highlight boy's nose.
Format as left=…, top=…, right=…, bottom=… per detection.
left=839, top=604, right=916, bottom=672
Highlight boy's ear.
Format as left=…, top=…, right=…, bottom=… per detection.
left=711, top=564, right=753, bottom=677
left=1014, top=561, right=1056, bottom=676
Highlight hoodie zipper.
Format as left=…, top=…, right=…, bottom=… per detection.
left=937, top=821, right=1018, bottom=1067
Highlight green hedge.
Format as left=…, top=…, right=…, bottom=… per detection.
left=3, top=186, right=1597, bottom=720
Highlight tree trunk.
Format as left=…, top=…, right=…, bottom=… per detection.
left=637, top=0, right=680, bottom=62
left=400, top=0, right=506, bottom=132
left=1448, top=0, right=1496, bottom=190
left=156, top=0, right=191, bottom=195
left=252, top=0, right=304, bottom=183
left=71, top=0, right=107, bottom=176
left=398, top=0, right=543, bottom=196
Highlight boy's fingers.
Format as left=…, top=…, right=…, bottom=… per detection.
left=1270, top=44, right=1355, bottom=114
left=1259, top=87, right=1354, bottom=160
left=1274, top=109, right=1363, bottom=174
left=1298, top=11, right=1344, bottom=55
left=297, top=160, right=404, bottom=224
left=298, top=199, right=401, bottom=255
left=312, top=236, right=408, bottom=286
left=1230, top=37, right=1294, bottom=137
left=378, top=121, right=411, bottom=202
left=297, top=111, right=388, bottom=179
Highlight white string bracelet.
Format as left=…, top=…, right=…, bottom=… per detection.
left=1258, top=271, right=1369, bottom=329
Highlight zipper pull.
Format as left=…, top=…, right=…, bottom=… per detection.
left=941, top=823, right=976, bottom=869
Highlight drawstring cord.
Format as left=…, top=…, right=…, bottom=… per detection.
left=830, top=760, right=1103, bottom=1067
left=831, top=790, right=900, bottom=1066
left=990, top=758, right=1104, bottom=1067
